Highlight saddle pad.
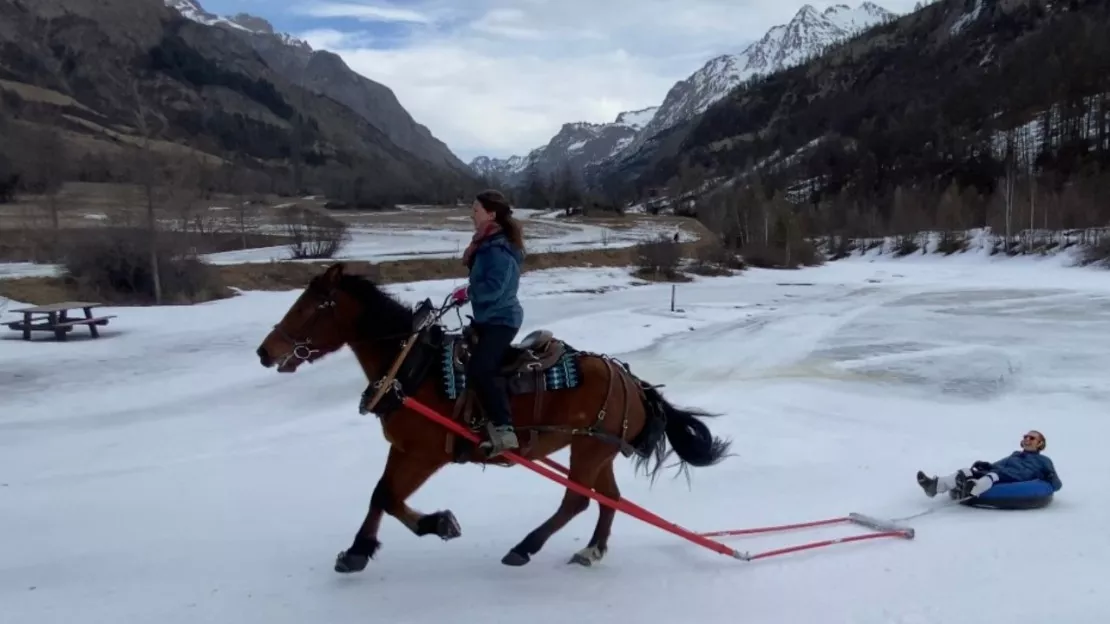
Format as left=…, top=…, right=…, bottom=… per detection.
left=441, top=336, right=582, bottom=400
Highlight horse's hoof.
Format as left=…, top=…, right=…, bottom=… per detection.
left=568, top=545, right=605, bottom=567
left=334, top=550, right=369, bottom=573
left=434, top=510, right=462, bottom=541
left=568, top=552, right=592, bottom=566
left=416, top=510, right=462, bottom=541
left=501, top=550, right=530, bottom=566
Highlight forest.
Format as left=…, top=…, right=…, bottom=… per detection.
left=609, top=0, right=1110, bottom=264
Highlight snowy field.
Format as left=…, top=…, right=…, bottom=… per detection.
left=2, top=253, right=1109, bottom=624
left=0, top=208, right=690, bottom=279
left=202, top=208, right=690, bottom=265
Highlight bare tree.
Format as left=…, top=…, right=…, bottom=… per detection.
left=281, top=205, right=350, bottom=259
left=1001, top=130, right=1018, bottom=251
left=129, top=79, right=163, bottom=303
left=22, top=126, right=68, bottom=239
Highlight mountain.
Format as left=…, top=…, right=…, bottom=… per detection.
left=471, top=2, right=894, bottom=189
left=0, top=0, right=477, bottom=205
left=618, top=0, right=1110, bottom=216
left=617, top=3, right=895, bottom=160
left=163, top=0, right=472, bottom=176
left=468, top=106, right=658, bottom=185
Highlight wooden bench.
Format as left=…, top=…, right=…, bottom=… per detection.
left=5, top=301, right=117, bottom=341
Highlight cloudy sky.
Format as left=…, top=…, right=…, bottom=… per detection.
left=200, top=0, right=917, bottom=162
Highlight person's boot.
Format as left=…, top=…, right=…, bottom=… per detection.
left=916, top=470, right=938, bottom=498
left=481, top=423, right=519, bottom=457
left=479, top=377, right=518, bottom=457
left=954, top=470, right=974, bottom=499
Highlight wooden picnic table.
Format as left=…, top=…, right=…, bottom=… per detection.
left=5, top=301, right=117, bottom=341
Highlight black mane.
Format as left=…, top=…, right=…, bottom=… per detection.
left=326, top=273, right=415, bottom=343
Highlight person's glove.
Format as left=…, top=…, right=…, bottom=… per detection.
left=971, top=460, right=993, bottom=475
left=450, top=284, right=469, bottom=305
left=969, top=472, right=999, bottom=497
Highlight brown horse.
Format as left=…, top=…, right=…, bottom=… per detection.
left=255, top=262, right=730, bottom=571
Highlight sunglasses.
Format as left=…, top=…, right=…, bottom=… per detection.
left=1023, top=434, right=1041, bottom=442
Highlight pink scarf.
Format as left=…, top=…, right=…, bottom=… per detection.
left=462, top=220, right=502, bottom=268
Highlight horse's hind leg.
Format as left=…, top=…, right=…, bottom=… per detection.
left=335, top=445, right=454, bottom=574
left=569, top=458, right=619, bottom=566
left=501, top=440, right=614, bottom=567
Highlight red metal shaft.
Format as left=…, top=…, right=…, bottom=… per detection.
left=746, top=530, right=912, bottom=560
left=401, top=397, right=743, bottom=559
left=533, top=457, right=854, bottom=540
left=700, top=517, right=851, bottom=537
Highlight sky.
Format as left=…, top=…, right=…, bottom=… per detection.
left=199, top=0, right=918, bottom=162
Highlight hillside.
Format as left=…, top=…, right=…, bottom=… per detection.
left=615, top=0, right=1110, bottom=239
left=0, top=0, right=479, bottom=205
left=472, top=2, right=894, bottom=191
left=469, top=107, right=658, bottom=187
left=163, top=0, right=473, bottom=176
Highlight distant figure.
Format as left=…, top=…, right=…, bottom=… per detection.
left=673, top=232, right=680, bottom=243
left=916, top=430, right=1062, bottom=499
left=448, top=189, right=526, bottom=457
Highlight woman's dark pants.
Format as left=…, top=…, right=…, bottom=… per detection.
left=467, top=323, right=519, bottom=427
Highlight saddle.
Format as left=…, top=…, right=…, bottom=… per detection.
left=454, top=329, right=566, bottom=381
left=443, top=328, right=579, bottom=462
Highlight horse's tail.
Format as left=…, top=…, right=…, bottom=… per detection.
left=630, top=382, right=732, bottom=482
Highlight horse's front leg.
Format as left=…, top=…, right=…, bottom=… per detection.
left=335, top=445, right=454, bottom=574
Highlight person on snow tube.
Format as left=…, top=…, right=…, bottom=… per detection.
left=916, top=430, right=1063, bottom=499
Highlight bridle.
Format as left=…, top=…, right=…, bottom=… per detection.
left=271, top=285, right=463, bottom=371
left=271, top=288, right=339, bottom=370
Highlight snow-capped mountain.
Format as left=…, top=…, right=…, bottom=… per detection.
left=163, top=0, right=471, bottom=173
left=164, top=0, right=310, bottom=49
left=471, top=2, right=895, bottom=188
left=628, top=2, right=894, bottom=153
left=469, top=106, right=658, bottom=185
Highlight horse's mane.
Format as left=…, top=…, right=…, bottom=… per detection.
left=323, top=272, right=415, bottom=343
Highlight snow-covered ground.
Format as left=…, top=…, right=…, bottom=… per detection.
left=0, top=209, right=690, bottom=279
left=202, top=208, right=689, bottom=265
left=3, top=254, right=1109, bottom=623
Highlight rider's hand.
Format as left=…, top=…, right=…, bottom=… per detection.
left=450, top=284, right=469, bottom=305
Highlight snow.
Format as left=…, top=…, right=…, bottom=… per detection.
left=0, top=210, right=689, bottom=277
left=3, top=252, right=1110, bottom=623
left=201, top=211, right=682, bottom=264
left=950, top=0, right=983, bottom=36
left=824, top=2, right=892, bottom=34
left=615, top=106, right=659, bottom=130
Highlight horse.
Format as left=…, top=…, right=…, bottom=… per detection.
left=255, top=262, right=731, bottom=571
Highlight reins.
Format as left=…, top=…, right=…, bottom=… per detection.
left=358, top=293, right=463, bottom=415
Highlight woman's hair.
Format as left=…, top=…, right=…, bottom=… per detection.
left=475, top=189, right=524, bottom=251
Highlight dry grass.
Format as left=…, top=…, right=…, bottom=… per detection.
left=0, top=79, right=97, bottom=114
left=218, top=246, right=672, bottom=291
left=0, top=277, right=75, bottom=306
left=60, top=114, right=226, bottom=165
left=0, top=182, right=331, bottom=230
left=0, top=227, right=292, bottom=263
left=0, top=243, right=708, bottom=305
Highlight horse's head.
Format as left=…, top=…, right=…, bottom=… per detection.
left=256, top=262, right=362, bottom=373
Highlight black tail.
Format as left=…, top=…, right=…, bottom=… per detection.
left=630, top=383, right=732, bottom=482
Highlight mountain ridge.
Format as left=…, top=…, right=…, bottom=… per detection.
left=0, top=0, right=478, bottom=204
left=470, top=2, right=896, bottom=188
left=162, top=0, right=472, bottom=175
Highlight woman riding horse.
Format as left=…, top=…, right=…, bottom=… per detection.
left=449, top=189, right=526, bottom=457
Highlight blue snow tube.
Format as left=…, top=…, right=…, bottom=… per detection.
left=958, top=479, right=1055, bottom=510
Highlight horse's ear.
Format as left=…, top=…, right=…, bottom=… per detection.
left=322, top=262, right=345, bottom=286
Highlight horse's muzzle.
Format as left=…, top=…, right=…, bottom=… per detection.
left=256, top=345, right=274, bottom=368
